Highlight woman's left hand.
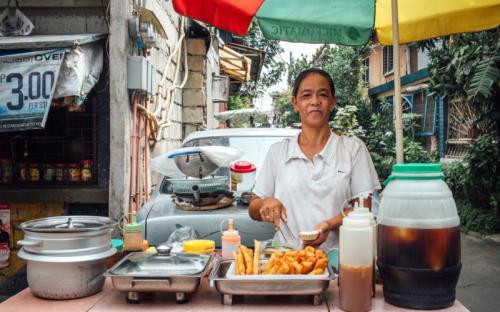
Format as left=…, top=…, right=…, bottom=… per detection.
left=303, top=221, right=330, bottom=247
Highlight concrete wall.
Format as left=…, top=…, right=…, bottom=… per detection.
left=367, top=44, right=409, bottom=88
left=3, top=0, right=216, bottom=219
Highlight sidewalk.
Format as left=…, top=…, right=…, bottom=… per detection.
left=457, top=234, right=500, bottom=312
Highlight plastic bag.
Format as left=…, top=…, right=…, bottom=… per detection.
left=0, top=7, right=34, bottom=36
left=198, top=146, right=243, bottom=167
left=165, top=224, right=200, bottom=246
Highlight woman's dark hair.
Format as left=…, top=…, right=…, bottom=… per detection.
left=292, top=68, right=335, bottom=97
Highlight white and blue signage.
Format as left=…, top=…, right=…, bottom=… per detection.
left=0, top=49, right=65, bottom=132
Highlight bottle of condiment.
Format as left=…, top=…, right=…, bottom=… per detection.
left=81, top=160, right=93, bottom=182
left=29, top=163, right=40, bottom=182
left=0, top=159, right=13, bottom=183
left=339, top=204, right=374, bottom=312
left=67, top=163, right=81, bottom=182
left=221, top=218, right=240, bottom=259
left=55, top=164, right=65, bottom=182
left=123, top=212, right=144, bottom=251
left=43, top=164, right=56, bottom=182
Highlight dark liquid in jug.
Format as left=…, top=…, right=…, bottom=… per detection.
left=377, top=225, right=461, bottom=309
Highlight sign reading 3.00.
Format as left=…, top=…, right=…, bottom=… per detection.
left=0, top=50, right=65, bottom=132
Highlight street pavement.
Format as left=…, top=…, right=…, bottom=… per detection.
left=457, top=234, right=500, bottom=312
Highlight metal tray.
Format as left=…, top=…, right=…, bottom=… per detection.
left=104, top=253, right=214, bottom=304
left=209, top=259, right=336, bottom=305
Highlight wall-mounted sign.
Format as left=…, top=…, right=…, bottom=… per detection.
left=0, top=49, right=65, bottom=132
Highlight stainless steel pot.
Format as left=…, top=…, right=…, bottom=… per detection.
left=17, top=216, right=117, bottom=299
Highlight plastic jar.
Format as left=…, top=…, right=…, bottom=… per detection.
left=29, top=164, right=40, bottom=182
left=377, top=163, right=461, bottom=309
left=55, top=164, right=65, bottom=182
left=43, top=164, right=56, bottom=182
left=230, top=161, right=256, bottom=196
left=67, top=163, right=81, bottom=182
left=0, top=159, right=13, bottom=183
left=81, top=160, right=93, bottom=182
left=18, top=163, right=28, bottom=182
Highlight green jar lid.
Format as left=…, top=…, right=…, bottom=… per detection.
left=392, top=163, right=442, bottom=174
left=384, top=163, right=444, bottom=186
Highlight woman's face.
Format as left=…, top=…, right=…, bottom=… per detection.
left=291, top=73, right=336, bottom=128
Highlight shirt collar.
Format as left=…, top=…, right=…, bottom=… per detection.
left=285, top=130, right=337, bottom=165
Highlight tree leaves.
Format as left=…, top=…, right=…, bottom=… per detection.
left=467, top=57, right=500, bottom=101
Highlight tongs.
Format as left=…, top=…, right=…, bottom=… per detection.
left=278, top=215, right=301, bottom=249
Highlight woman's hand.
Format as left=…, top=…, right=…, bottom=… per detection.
left=259, top=197, right=287, bottom=231
left=303, top=221, right=331, bottom=247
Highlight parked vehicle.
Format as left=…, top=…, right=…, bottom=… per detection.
left=137, top=128, right=300, bottom=247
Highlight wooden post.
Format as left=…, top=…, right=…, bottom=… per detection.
left=392, top=0, right=404, bottom=163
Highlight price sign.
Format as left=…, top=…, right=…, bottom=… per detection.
left=0, top=49, right=65, bottom=132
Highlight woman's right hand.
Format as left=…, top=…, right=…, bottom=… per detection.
left=259, top=197, right=287, bottom=230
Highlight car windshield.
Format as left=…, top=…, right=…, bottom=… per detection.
left=160, top=135, right=290, bottom=194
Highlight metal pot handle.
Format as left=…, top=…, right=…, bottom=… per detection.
left=17, top=239, right=42, bottom=247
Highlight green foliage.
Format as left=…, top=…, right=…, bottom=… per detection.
left=271, top=91, right=300, bottom=127
left=287, top=45, right=367, bottom=109
left=457, top=201, right=500, bottom=235
left=427, top=29, right=500, bottom=138
left=330, top=105, right=366, bottom=138
left=463, top=135, right=500, bottom=212
left=443, top=160, right=468, bottom=198
left=241, top=22, right=286, bottom=98
left=467, top=56, right=500, bottom=102
left=228, top=95, right=251, bottom=110
left=403, top=138, right=433, bottom=163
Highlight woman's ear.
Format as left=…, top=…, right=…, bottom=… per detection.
left=330, top=97, right=337, bottom=111
left=291, top=96, right=299, bottom=112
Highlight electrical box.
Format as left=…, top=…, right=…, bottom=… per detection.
left=127, top=56, right=157, bottom=95
left=212, top=75, right=229, bottom=102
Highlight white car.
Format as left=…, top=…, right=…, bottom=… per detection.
left=137, top=128, right=300, bottom=247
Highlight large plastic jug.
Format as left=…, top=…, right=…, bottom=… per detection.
left=377, top=163, right=461, bottom=309
left=339, top=209, right=373, bottom=312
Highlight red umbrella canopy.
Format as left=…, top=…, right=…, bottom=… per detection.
left=173, top=0, right=375, bottom=45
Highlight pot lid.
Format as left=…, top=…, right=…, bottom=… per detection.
left=19, top=216, right=117, bottom=233
left=108, top=251, right=211, bottom=277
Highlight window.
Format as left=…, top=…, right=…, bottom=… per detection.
left=383, top=46, right=394, bottom=75
left=363, top=58, right=370, bottom=84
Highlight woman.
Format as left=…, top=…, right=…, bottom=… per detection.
left=249, top=68, right=380, bottom=250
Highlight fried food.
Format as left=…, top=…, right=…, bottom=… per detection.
left=239, top=245, right=253, bottom=274
left=253, top=240, right=261, bottom=275
left=236, top=251, right=245, bottom=275
left=233, top=244, right=328, bottom=276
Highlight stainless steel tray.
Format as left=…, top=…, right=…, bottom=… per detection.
left=104, top=253, right=214, bottom=304
left=209, top=259, right=336, bottom=305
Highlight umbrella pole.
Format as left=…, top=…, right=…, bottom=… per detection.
left=391, top=0, right=404, bottom=163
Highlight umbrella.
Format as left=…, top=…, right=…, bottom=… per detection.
left=214, top=108, right=269, bottom=128
left=173, top=0, right=500, bottom=162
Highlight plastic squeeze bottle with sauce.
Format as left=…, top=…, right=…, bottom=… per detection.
left=221, top=219, right=240, bottom=259
left=339, top=206, right=374, bottom=312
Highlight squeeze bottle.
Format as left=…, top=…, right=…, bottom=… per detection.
left=221, top=219, right=240, bottom=259
left=339, top=207, right=374, bottom=312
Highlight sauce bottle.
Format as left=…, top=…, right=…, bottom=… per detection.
left=221, top=219, right=240, bottom=259
left=339, top=205, right=374, bottom=312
